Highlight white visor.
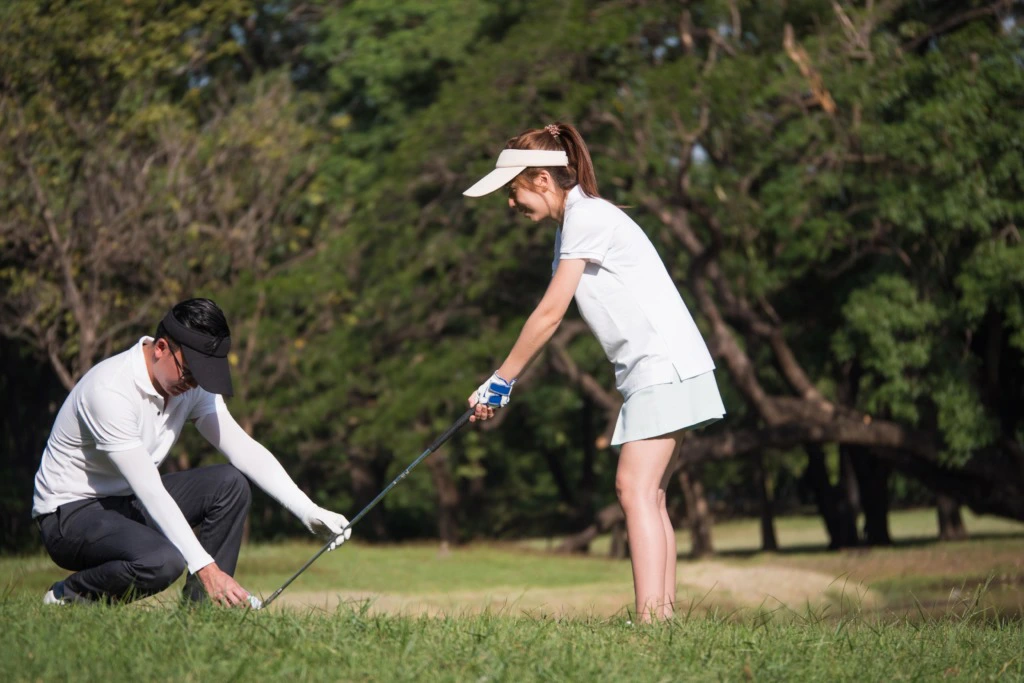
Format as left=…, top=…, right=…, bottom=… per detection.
left=463, top=149, right=569, bottom=197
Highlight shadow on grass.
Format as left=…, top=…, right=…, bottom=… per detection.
left=697, top=530, right=1024, bottom=560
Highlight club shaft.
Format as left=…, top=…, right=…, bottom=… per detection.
left=261, top=408, right=474, bottom=608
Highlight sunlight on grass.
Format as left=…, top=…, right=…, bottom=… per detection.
left=524, top=507, right=1024, bottom=555
left=4, top=508, right=1022, bottom=625
left=1, top=593, right=1021, bottom=682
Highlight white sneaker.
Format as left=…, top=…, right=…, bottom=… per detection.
left=43, top=582, right=68, bottom=605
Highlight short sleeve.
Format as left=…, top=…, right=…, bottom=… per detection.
left=560, top=202, right=615, bottom=265
left=187, top=389, right=221, bottom=422
left=77, top=387, right=143, bottom=453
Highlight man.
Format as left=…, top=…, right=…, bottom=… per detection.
left=32, top=298, right=351, bottom=606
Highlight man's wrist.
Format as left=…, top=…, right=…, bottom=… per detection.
left=188, top=553, right=216, bottom=575
left=294, top=499, right=318, bottom=526
left=194, top=561, right=219, bottom=578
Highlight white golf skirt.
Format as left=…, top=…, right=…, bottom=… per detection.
left=610, top=370, right=725, bottom=446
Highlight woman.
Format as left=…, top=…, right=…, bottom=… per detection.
left=465, top=122, right=725, bottom=622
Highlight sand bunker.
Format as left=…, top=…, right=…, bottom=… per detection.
left=276, top=560, right=881, bottom=617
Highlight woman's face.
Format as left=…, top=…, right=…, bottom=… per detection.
left=507, top=171, right=562, bottom=222
left=508, top=183, right=550, bottom=221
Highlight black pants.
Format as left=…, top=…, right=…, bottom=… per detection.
left=36, top=464, right=251, bottom=603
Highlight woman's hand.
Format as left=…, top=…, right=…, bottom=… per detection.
left=469, top=371, right=514, bottom=422
left=467, top=392, right=495, bottom=422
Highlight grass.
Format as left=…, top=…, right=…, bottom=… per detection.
left=1, top=593, right=1021, bottom=681
left=3, top=508, right=1023, bottom=681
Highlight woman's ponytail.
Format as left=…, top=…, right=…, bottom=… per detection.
left=505, top=121, right=601, bottom=199
left=551, top=122, right=599, bottom=198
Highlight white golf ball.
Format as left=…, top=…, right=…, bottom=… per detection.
left=248, top=595, right=263, bottom=610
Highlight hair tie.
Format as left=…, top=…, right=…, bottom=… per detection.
left=545, top=124, right=560, bottom=138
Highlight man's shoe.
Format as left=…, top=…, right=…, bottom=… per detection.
left=43, top=581, right=68, bottom=605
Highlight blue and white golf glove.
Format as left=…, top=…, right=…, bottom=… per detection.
left=476, top=372, right=516, bottom=408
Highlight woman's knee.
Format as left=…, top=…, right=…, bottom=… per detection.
left=615, top=472, right=658, bottom=510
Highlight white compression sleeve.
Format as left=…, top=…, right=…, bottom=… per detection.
left=195, top=408, right=317, bottom=524
left=105, top=447, right=215, bottom=574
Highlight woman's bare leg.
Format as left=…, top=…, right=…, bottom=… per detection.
left=616, top=434, right=678, bottom=622
left=659, top=436, right=681, bottom=619
left=658, top=487, right=677, bottom=619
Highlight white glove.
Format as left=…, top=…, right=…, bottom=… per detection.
left=303, top=506, right=353, bottom=551
left=475, top=371, right=516, bottom=408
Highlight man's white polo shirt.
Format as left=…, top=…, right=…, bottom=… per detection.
left=553, top=186, right=715, bottom=398
left=32, top=337, right=218, bottom=517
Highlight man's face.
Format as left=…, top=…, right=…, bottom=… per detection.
left=154, top=339, right=198, bottom=397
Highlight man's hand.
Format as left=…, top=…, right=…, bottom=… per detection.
left=303, top=506, right=352, bottom=551
left=196, top=563, right=253, bottom=607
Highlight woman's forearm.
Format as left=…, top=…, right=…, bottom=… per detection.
left=496, top=308, right=563, bottom=380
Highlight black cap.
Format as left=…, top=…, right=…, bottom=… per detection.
left=160, top=309, right=234, bottom=396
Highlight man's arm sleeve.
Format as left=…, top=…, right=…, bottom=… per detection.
left=105, top=447, right=215, bottom=573
left=194, top=401, right=317, bottom=523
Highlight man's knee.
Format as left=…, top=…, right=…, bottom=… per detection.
left=210, top=464, right=251, bottom=510
left=130, top=546, right=187, bottom=594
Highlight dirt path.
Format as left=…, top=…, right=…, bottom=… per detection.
left=274, top=560, right=882, bottom=617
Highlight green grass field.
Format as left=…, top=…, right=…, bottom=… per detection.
left=2, top=508, right=1023, bottom=681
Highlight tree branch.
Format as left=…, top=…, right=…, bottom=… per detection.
left=902, top=1, right=1012, bottom=52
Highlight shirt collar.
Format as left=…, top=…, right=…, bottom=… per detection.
left=563, top=185, right=585, bottom=217
left=131, top=336, right=162, bottom=399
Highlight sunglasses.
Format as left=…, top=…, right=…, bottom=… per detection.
left=167, top=345, right=196, bottom=386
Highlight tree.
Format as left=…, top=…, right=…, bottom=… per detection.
left=0, top=0, right=335, bottom=545
left=5, top=0, right=1022, bottom=552
left=303, top=0, right=1024, bottom=547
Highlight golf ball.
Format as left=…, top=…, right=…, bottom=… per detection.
left=248, top=595, right=263, bottom=610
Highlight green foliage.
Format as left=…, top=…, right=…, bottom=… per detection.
left=4, top=0, right=1024, bottom=548
left=959, top=242, right=1024, bottom=353
left=832, top=275, right=939, bottom=422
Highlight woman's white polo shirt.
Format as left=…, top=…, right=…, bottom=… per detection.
left=554, top=186, right=715, bottom=398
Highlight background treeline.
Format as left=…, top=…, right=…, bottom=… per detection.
left=2, top=0, right=1022, bottom=555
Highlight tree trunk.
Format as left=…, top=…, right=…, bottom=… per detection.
left=578, top=393, right=597, bottom=532
left=678, top=466, right=714, bottom=558
left=851, top=448, right=891, bottom=546
left=463, top=449, right=487, bottom=538
left=555, top=502, right=624, bottom=553
left=426, top=449, right=460, bottom=550
left=937, top=494, right=968, bottom=541
left=609, top=519, right=629, bottom=559
left=539, top=446, right=576, bottom=511
left=347, top=453, right=390, bottom=540
left=802, top=446, right=844, bottom=549
left=836, top=447, right=861, bottom=547
left=755, top=452, right=778, bottom=552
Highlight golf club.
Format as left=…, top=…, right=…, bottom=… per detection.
left=254, top=408, right=475, bottom=609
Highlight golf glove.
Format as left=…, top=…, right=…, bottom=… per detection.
left=475, top=372, right=516, bottom=408
left=303, top=506, right=353, bottom=551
